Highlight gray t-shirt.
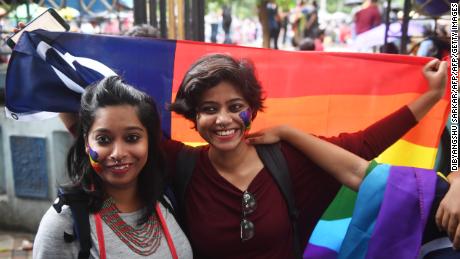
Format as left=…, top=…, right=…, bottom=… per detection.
left=33, top=201, right=192, bottom=258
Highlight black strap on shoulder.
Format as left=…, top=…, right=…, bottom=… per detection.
left=161, top=187, right=177, bottom=217
left=255, top=143, right=302, bottom=259
left=173, top=145, right=201, bottom=226
left=53, top=188, right=91, bottom=259
left=173, top=144, right=301, bottom=258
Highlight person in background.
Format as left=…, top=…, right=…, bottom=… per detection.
left=314, top=29, right=325, bottom=51
left=380, top=42, right=399, bottom=54
left=354, top=0, right=381, bottom=35
left=222, top=5, right=233, bottom=44
left=267, top=0, right=281, bottom=49
left=298, top=29, right=324, bottom=51
left=303, top=0, right=319, bottom=39
left=124, top=24, right=160, bottom=38
left=416, top=24, right=450, bottom=59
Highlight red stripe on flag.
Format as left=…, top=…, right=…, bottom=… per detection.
left=172, top=41, right=448, bottom=99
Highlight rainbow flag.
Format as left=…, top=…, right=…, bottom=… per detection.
left=5, top=31, right=450, bottom=256
left=169, top=42, right=449, bottom=166
left=331, top=163, right=437, bottom=258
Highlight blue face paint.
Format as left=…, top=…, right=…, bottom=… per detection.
left=239, top=108, right=252, bottom=131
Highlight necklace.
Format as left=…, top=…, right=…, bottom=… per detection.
left=99, top=197, right=162, bottom=256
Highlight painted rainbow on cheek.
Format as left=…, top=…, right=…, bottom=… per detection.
left=88, top=146, right=103, bottom=173
left=239, top=109, right=252, bottom=131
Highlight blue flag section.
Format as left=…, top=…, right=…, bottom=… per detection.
left=5, top=30, right=176, bottom=135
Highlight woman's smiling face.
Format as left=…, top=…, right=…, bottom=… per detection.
left=86, top=104, right=148, bottom=190
left=196, top=81, right=252, bottom=152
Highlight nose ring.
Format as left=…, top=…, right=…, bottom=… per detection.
left=111, top=157, right=122, bottom=164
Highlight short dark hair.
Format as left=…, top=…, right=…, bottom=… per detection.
left=65, top=76, right=165, bottom=224
left=124, top=24, right=160, bottom=38
left=298, top=37, right=315, bottom=51
left=169, top=54, right=265, bottom=124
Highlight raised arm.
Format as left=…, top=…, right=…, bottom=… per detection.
left=247, top=126, right=370, bottom=191
left=59, top=112, right=78, bottom=137
left=408, top=59, right=447, bottom=121
left=327, top=59, right=447, bottom=159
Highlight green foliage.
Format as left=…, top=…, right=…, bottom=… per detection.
left=276, top=0, right=297, bottom=11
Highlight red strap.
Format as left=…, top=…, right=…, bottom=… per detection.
left=156, top=203, right=178, bottom=259
left=94, top=213, right=107, bottom=259
left=95, top=205, right=177, bottom=259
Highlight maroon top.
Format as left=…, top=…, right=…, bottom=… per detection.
left=355, top=5, right=381, bottom=35
left=162, top=106, right=417, bottom=259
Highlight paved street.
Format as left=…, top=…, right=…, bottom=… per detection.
left=0, top=231, right=33, bottom=259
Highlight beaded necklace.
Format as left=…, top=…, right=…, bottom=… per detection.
left=99, top=197, right=162, bottom=256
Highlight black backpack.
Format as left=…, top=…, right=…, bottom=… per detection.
left=53, top=188, right=92, bottom=259
left=173, top=143, right=302, bottom=259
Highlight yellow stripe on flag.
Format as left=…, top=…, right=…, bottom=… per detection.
left=183, top=142, right=206, bottom=147
left=375, top=139, right=438, bottom=169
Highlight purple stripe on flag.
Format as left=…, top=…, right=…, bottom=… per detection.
left=303, top=243, right=338, bottom=259
left=365, top=166, right=436, bottom=259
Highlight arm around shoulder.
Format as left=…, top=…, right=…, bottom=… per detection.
left=247, top=125, right=370, bottom=191
left=59, top=113, right=78, bottom=137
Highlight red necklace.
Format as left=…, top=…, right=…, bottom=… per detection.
left=98, top=197, right=162, bottom=256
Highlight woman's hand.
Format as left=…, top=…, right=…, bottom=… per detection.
left=423, top=59, right=447, bottom=100
left=436, top=172, right=460, bottom=250
left=13, top=22, right=26, bottom=33
left=245, top=125, right=288, bottom=145
left=408, top=59, right=448, bottom=121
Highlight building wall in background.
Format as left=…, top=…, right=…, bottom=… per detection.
left=0, top=110, right=72, bottom=232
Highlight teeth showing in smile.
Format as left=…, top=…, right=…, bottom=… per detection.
left=216, top=129, right=236, bottom=136
left=113, top=165, right=129, bottom=170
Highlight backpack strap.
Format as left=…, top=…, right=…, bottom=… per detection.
left=161, top=187, right=178, bottom=218
left=255, top=143, right=302, bottom=259
left=173, top=145, right=201, bottom=226
left=173, top=144, right=302, bottom=258
left=53, top=188, right=92, bottom=259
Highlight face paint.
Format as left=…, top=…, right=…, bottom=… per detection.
left=239, top=108, right=252, bottom=131
left=88, top=146, right=103, bottom=173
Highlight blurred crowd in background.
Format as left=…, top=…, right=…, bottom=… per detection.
left=0, top=0, right=453, bottom=64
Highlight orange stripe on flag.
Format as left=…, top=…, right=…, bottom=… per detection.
left=171, top=94, right=448, bottom=148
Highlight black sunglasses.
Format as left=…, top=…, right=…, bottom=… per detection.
left=241, top=190, right=257, bottom=241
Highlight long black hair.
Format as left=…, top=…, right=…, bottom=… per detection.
left=64, top=76, right=165, bottom=223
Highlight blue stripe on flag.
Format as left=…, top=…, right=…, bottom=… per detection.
left=338, top=164, right=390, bottom=259
left=309, top=218, right=352, bottom=252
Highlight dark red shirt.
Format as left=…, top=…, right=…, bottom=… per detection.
left=355, top=5, right=381, bottom=35
left=163, top=106, right=417, bottom=259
